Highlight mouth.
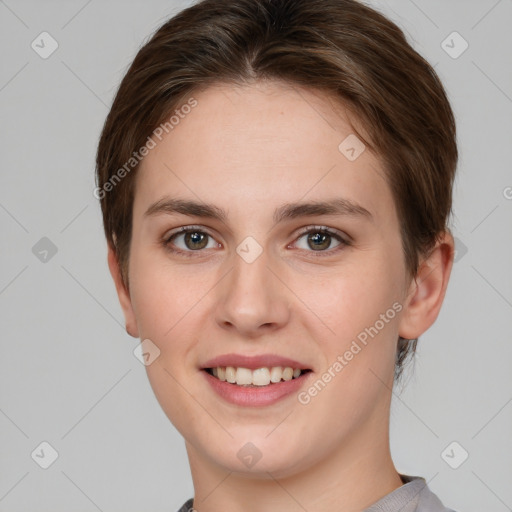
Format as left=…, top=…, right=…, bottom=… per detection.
left=203, top=366, right=313, bottom=387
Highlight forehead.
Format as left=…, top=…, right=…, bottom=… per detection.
left=134, top=81, right=394, bottom=225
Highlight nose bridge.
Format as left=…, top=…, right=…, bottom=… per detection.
left=214, top=245, right=290, bottom=334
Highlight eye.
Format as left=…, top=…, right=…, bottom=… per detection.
left=163, top=226, right=220, bottom=254
left=293, top=226, right=348, bottom=254
left=162, top=225, right=349, bottom=258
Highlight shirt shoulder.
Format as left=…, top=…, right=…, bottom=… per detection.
left=364, top=474, right=459, bottom=512
left=176, top=475, right=459, bottom=512
left=176, top=497, right=194, bottom=512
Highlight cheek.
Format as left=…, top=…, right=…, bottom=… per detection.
left=128, top=247, right=198, bottom=343
left=127, top=251, right=204, bottom=430
left=295, top=262, right=401, bottom=337
left=290, top=257, right=403, bottom=391
left=295, top=269, right=400, bottom=432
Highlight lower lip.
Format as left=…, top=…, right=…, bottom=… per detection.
left=202, top=370, right=312, bottom=407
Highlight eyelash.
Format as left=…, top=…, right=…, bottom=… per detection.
left=161, top=225, right=350, bottom=258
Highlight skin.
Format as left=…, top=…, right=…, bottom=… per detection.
left=108, top=80, right=454, bottom=512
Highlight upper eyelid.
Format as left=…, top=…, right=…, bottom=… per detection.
left=164, top=225, right=214, bottom=238
left=294, top=225, right=345, bottom=238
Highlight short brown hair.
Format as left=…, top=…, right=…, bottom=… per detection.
left=95, top=0, right=458, bottom=381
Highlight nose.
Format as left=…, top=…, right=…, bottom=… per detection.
left=214, top=248, right=291, bottom=337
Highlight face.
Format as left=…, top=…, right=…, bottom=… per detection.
left=110, top=80, right=448, bottom=479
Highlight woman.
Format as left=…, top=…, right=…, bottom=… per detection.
left=95, top=1, right=458, bottom=510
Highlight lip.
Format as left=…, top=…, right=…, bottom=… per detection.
left=201, top=353, right=311, bottom=371
left=202, top=369, right=313, bottom=407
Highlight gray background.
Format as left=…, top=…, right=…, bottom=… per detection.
left=1, top=0, right=511, bottom=511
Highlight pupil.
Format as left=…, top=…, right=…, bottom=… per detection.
left=308, top=232, right=329, bottom=250
left=186, top=232, right=207, bottom=250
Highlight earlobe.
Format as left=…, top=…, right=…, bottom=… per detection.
left=107, top=244, right=139, bottom=338
left=398, top=231, right=455, bottom=340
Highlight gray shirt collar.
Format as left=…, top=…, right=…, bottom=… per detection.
left=177, top=474, right=455, bottom=512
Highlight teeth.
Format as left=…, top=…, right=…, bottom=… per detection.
left=225, top=366, right=236, bottom=383
left=211, top=366, right=305, bottom=386
left=235, top=367, right=253, bottom=385
left=270, top=366, right=283, bottom=383
left=282, top=367, right=293, bottom=381
left=252, top=368, right=271, bottom=386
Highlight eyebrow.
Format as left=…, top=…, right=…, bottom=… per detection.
left=144, top=197, right=373, bottom=223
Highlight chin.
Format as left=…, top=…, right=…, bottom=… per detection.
left=203, top=433, right=313, bottom=479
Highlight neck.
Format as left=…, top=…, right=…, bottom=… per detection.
left=185, top=417, right=403, bottom=512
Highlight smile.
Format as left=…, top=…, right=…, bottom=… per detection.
left=204, top=366, right=312, bottom=387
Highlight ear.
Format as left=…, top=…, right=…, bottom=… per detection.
left=398, top=230, right=455, bottom=340
left=107, top=244, right=139, bottom=338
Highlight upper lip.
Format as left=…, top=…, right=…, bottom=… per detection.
left=201, top=353, right=311, bottom=370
